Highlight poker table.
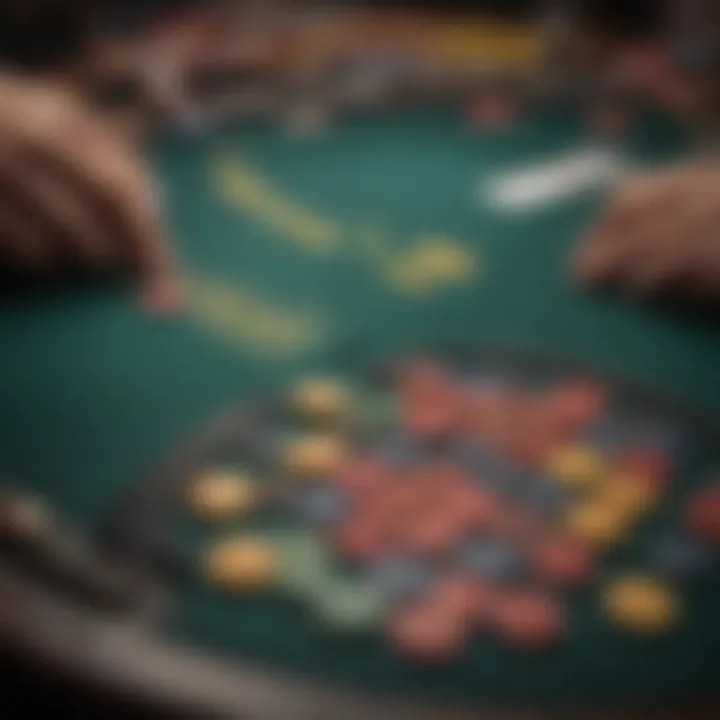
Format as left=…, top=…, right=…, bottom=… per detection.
left=2, top=103, right=720, bottom=718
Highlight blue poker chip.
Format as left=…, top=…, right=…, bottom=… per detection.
left=582, top=418, right=628, bottom=453
left=292, top=485, right=350, bottom=527
left=375, top=433, right=423, bottom=469
left=648, top=533, right=715, bottom=581
left=456, top=536, right=525, bottom=582
left=367, top=556, right=434, bottom=604
left=518, top=477, right=571, bottom=519
left=452, top=441, right=517, bottom=490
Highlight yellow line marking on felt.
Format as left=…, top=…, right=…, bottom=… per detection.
left=213, top=157, right=341, bottom=254
left=185, top=273, right=327, bottom=357
left=212, top=155, right=482, bottom=297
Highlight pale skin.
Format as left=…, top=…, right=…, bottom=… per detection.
left=0, top=73, right=182, bottom=313
left=574, top=44, right=720, bottom=300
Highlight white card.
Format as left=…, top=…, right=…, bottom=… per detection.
left=483, top=147, right=627, bottom=212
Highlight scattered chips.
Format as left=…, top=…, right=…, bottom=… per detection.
left=603, top=575, right=680, bottom=634
left=184, top=354, right=712, bottom=662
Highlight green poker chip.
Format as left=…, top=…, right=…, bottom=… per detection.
left=315, top=579, right=387, bottom=634
left=273, top=528, right=335, bottom=598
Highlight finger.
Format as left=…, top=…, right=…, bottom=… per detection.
left=2, top=142, right=117, bottom=267
left=16, top=100, right=177, bottom=281
left=615, top=193, right=719, bottom=296
left=0, top=197, right=48, bottom=269
left=574, top=171, right=700, bottom=283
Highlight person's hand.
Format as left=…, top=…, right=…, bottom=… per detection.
left=573, top=164, right=720, bottom=299
left=0, top=74, right=181, bottom=313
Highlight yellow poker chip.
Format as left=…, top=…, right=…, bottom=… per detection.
left=603, top=575, right=680, bottom=634
left=206, top=536, right=278, bottom=592
left=282, top=435, right=346, bottom=479
left=188, top=469, right=258, bottom=521
left=292, top=378, right=350, bottom=421
left=598, top=473, right=659, bottom=518
left=565, top=499, right=632, bottom=548
left=546, top=443, right=606, bottom=488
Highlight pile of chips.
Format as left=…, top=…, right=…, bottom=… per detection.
left=188, top=358, right=720, bottom=663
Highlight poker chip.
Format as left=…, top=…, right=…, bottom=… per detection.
left=369, top=556, right=434, bottom=604
left=316, top=580, right=386, bottom=633
left=603, top=575, right=680, bottom=634
left=332, top=515, right=390, bottom=563
left=531, top=534, right=595, bottom=587
left=545, top=443, right=606, bottom=488
left=187, top=469, right=258, bottom=521
left=598, top=473, right=658, bottom=517
left=430, top=575, right=479, bottom=621
left=456, top=536, right=525, bottom=583
left=333, top=455, right=389, bottom=496
left=283, top=435, right=347, bottom=479
left=518, top=478, right=571, bottom=521
left=374, top=433, right=423, bottom=469
left=402, top=393, right=458, bottom=438
left=292, top=378, right=350, bottom=421
left=398, top=508, right=463, bottom=557
left=446, top=485, right=503, bottom=532
left=206, top=536, right=278, bottom=592
left=619, top=449, right=672, bottom=492
left=389, top=599, right=468, bottom=663
left=550, top=381, right=605, bottom=428
left=565, top=499, right=631, bottom=548
left=494, top=591, right=565, bottom=650
left=275, top=531, right=334, bottom=597
left=684, top=486, right=720, bottom=544
left=648, top=533, right=715, bottom=581
left=292, top=485, right=350, bottom=527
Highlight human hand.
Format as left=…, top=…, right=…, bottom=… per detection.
left=573, top=163, right=720, bottom=299
left=0, top=74, right=181, bottom=313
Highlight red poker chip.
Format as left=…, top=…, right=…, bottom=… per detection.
left=445, top=485, right=502, bottom=532
left=399, top=509, right=463, bottom=557
left=389, top=600, right=468, bottom=663
left=510, top=400, right=571, bottom=465
left=471, top=582, right=501, bottom=629
left=685, top=487, right=720, bottom=544
left=494, top=591, right=565, bottom=650
left=549, top=380, right=606, bottom=428
left=334, top=456, right=390, bottom=496
left=620, top=448, right=672, bottom=490
left=332, top=516, right=389, bottom=563
left=531, top=535, right=595, bottom=587
left=401, top=394, right=458, bottom=438
left=430, top=575, right=478, bottom=620
left=398, top=360, right=450, bottom=397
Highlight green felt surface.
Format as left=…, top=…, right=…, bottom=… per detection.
left=1, top=105, right=719, bottom=704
